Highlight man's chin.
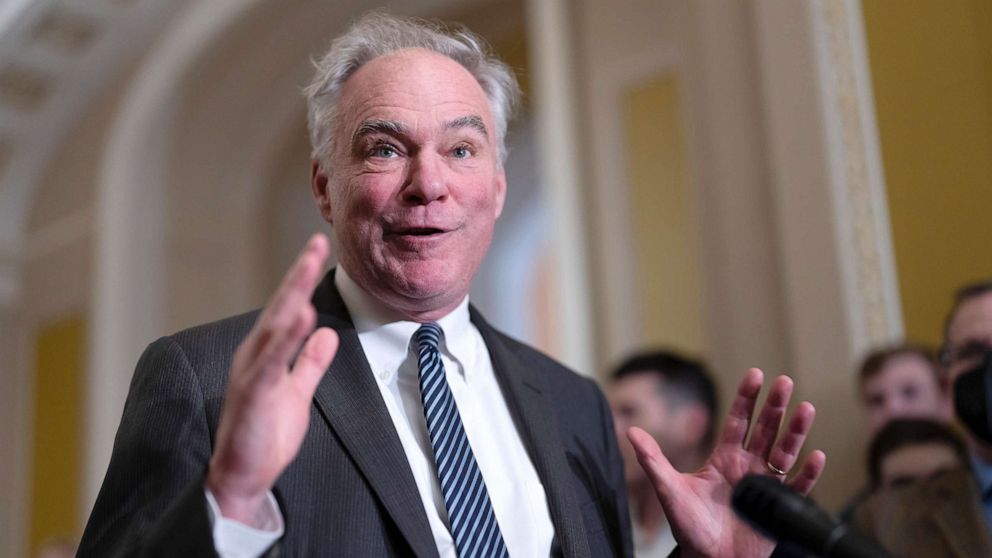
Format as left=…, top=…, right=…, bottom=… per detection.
left=374, top=276, right=470, bottom=318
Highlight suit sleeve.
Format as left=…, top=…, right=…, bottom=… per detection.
left=592, top=379, right=635, bottom=558
left=78, top=336, right=220, bottom=557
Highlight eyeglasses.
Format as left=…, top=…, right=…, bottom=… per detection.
left=939, top=340, right=992, bottom=368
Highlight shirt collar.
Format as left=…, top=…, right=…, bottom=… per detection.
left=334, top=267, right=475, bottom=379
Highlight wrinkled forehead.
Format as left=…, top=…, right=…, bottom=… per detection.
left=335, top=48, right=494, bottom=137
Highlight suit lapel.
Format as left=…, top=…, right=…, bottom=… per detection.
left=472, top=308, right=591, bottom=558
left=310, top=272, right=439, bottom=558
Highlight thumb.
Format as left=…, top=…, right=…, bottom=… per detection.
left=292, top=327, right=338, bottom=396
left=628, top=426, right=679, bottom=504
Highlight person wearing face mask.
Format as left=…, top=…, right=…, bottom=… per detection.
left=940, top=280, right=992, bottom=532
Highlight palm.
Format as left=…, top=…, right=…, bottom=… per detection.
left=629, top=370, right=826, bottom=558
left=207, top=235, right=339, bottom=523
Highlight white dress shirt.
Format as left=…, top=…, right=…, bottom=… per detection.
left=208, top=268, right=555, bottom=557
left=633, top=520, right=676, bottom=558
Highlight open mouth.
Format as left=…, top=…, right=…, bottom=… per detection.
left=400, top=227, right=445, bottom=236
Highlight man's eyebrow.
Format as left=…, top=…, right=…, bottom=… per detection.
left=351, top=119, right=409, bottom=145
left=445, top=115, right=488, bottom=139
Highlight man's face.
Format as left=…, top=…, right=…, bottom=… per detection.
left=312, top=48, right=506, bottom=319
left=609, top=373, right=709, bottom=482
left=861, top=353, right=948, bottom=435
left=944, top=292, right=992, bottom=382
left=610, top=374, right=671, bottom=484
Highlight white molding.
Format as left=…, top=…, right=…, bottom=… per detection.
left=0, top=0, right=182, bottom=243
left=811, top=0, right=902, bottom=359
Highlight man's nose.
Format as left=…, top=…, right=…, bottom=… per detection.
left=403, top=151, right=449, bottom=204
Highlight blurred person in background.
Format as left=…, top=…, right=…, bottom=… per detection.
left=838, top=343, right=951, bottom=523
left=867, top=418, right=969, bottom=490
left=858, top=344, right=951, bottom=436
left=609, top=351, right=718, bottom=558
left=850, top=418, right=990, bottom=557
left=940, top=280, right=992, bottom=532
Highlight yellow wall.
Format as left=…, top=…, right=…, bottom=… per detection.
left=863, top=0, right=992, bottom=346
left=29, top=315, right=85, bottom=556
left=622, top=75, right=707, bottom=353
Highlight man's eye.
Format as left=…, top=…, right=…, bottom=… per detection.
left=452, top=145, right=472, bottom=159
left=369, top=143, right=399, bottom=159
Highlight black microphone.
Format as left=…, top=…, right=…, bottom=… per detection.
left=731, top=475, right=890, bottom=558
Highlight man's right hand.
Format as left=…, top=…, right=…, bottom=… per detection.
left=206, top=234, right=339, bottom=525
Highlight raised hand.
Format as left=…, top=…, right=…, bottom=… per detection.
left=629, top=368, right=826, bottom=558
left=206, top=234, right=339, bottom=524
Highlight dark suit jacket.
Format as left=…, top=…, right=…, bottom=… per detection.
left=79, top=272, right=633, bottom=557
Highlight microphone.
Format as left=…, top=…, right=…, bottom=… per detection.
left=731, top=475, right=890, bottom=558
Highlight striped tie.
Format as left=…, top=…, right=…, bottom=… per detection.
left=414, top=323, right=509, bottom=558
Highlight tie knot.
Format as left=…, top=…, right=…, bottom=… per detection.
left=414, top=322, right=443, bottom=351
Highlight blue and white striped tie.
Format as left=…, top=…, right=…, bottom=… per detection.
left=414, top=323, right=509, bottom=558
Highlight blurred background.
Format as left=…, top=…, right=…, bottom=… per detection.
left=0, top=0, right=990, bottom=555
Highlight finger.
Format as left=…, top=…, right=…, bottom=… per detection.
left=767, top=401, right=816, bottom=474
left=292, top=327, right=339, bottom=397
left=246, top=234, right=329, bottom=359
left=745, top=375, right=794, bottom=458
left=787, top=449, right=826, bottom=496
left=627, top=427, right=679, bottom=506
left=255, top=303, right=317, bottom=383
left=719, top=369, right=764, bottom=448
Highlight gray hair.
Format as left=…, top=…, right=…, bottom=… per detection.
left=304, top=12, right=521, bottom=170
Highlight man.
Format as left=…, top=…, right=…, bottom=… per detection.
left=79, top=12, right=824, bottom=558
left=865, top=419, right=969, bottom=491
left=609, top=351, right=718, bottom=557
left=850, top=418, right=991, bottom=558
left=858, top=344, right=950, bottom=436
left=838, top=343, right=952, bottom=523
left=939, top=280, right=992, bottom=531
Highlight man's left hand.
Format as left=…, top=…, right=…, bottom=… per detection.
left=629, top=368, right=826, bottom=558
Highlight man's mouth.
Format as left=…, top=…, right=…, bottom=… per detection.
left=399, top=227, right=446, bottom=236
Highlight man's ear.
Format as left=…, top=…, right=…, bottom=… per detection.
left=493, top=167, right=507, bottom=219
left=311, top=160, right=333, bottom=223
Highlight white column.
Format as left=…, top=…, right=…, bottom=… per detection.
left=750, top=0, right=902, bottom=507
left=752, top=0, right=902, bottom=379
left=524, top=0, right=595, bottom=374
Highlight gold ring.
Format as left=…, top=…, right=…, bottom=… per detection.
left=766, top=460, right=787, bottom=476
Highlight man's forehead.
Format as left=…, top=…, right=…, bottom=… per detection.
left=336, top=48, right=492, bottom=131
left=949, top=291, right=992, bottom=342
left=865, top=362, right=933, bottom=388
left=613, top=373, right=667, bottom=397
